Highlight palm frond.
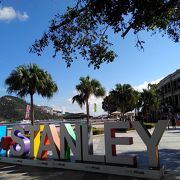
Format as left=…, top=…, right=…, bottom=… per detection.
left=72, top=95, right=85, bottom=108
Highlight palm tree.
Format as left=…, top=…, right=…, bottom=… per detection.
left=5, top=64, right=58, bottom=125
left=110, top=84, right=138, bottom=119
left=72, top=76, right=105, bottom=125
left=140, top=84, right=161, bottom=121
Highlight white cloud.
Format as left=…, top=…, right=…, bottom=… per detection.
left=134, top=77, right=164, bottom=92
left=0, top=7, right=16, bottom=21
left=17, top=11, right=29, bottom=21
left=68, top=97, right=72, bottom=103
left=0, top=88, right=6, bottom=92
left=134, top=81, right=149, bottom=92
left=67, top=91, right=106, bottom=116
left=150, top=78, right=164, bottom=85
left=0, top=6, right=29, bottom=21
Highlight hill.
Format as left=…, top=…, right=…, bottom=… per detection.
left=0, top=95, right=60, bottom=122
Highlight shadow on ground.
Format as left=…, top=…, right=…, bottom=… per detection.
left=125, top=149, right=180, bottom=171
left=0, top=162, right=147, bottom=180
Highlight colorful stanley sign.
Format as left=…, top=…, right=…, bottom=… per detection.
left=0, top=120, right=168, bottom=179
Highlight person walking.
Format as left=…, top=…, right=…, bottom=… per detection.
left=171, top=116, right=176, bottom=129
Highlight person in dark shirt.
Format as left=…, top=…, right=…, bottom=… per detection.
left=171, top=116, right=176, bottom=129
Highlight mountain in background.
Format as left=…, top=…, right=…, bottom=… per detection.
left=0, top=95, right=60, bottom=122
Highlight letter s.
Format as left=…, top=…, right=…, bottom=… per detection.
left=10, top=126, right=30, bottom=157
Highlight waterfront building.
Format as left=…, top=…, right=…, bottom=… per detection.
left=38, top=106, right=63, bottom=116
left=38, top=106, right=54, bottom=115
left=158, top=69, right=180, bottom=112
left=52, top=109, right=63, bottom=116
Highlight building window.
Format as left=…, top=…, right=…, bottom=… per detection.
left=168, top=83, right=171, bottom=92
left=178, top=78, right=180, bottom=89
left=175, top=95, right=179, bottom=105
left=173, top=80, right=177, bottom=90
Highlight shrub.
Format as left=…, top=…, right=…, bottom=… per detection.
left=93, top=127, right=104, bottom=135
left=143, top=123, right=155, bottom=129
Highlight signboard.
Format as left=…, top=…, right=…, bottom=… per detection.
left=25, top=105, right=31, bottom=119
left=0, top=120, right=168, bottom=179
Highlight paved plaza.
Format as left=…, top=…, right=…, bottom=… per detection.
left=93, top=126, right=180, bottom=171
left=1, top=126, right=180, bottom=179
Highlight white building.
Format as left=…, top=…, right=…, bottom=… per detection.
left=53, top=109, right=63, bottom=116
left=39, top=106, right=54, bottom=115
left=38, top=106, right=63, bottom=116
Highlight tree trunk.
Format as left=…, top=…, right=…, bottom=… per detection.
left=30, top=94, right=34, bottom=126
left=86, top=98, right=90, bottom=125
left=122, top=103, right=125, bottom=121
left=86, top=99, right=92, bottom=144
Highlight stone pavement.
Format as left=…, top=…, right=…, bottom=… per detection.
left=1, top=126, right=180, bottom=180
left=93, top=126, right=180, bottom=171
left=93, top=126, right=180, bottom=179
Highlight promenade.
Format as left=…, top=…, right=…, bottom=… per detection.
left=1, top=126, right=180, bottom=180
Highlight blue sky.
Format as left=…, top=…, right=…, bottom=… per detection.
left=0, top=0, right=179, bottom=115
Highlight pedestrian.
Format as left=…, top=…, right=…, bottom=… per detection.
left=171, top=116, right=176, bottom=129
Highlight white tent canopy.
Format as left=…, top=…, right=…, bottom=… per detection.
left=111, top=111, right=122, bottom=115
left=125, top=111, right=135, bottom=116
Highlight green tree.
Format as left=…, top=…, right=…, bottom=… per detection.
left=140, top=83, right=160, bottom=121
left=31, top=0, right=179, bottom=69
left=102, top=94, right=117, bottom=115
left=110, top=84, right=138, bottom=118
left=72, top=76, right=105, bottom=124
left=5, top=64, right=58, bottom=125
